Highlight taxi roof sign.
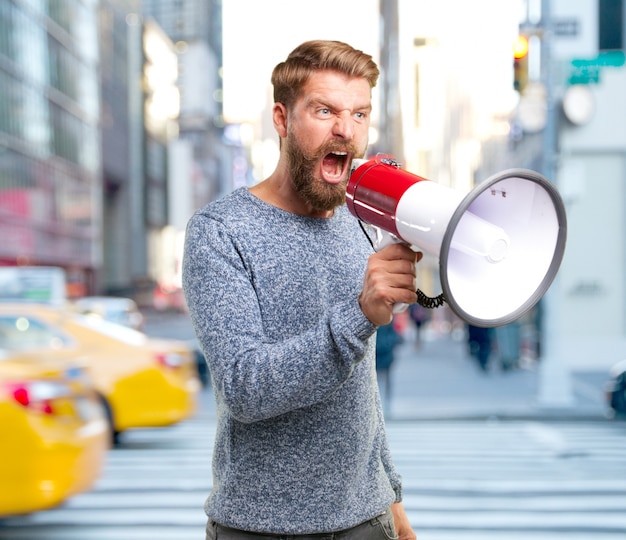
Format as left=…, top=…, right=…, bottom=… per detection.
left=0, top=266, right=67, bottom=306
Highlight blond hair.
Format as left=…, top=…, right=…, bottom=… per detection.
left=271, top=40, right=379, bottom=110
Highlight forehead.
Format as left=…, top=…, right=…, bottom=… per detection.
left=299, top=70, right=372, bottom=109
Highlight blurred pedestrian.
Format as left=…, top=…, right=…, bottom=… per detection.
left=467, top=324, right=493, bottom=372
left=408, top=302, right=430, bottom=348
left=183, top=40, right=417, bottom=540
left=495, top=321, right=521, bottom=371
left=376, top=318, right=403, bottom=415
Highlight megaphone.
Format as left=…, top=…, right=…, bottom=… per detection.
left=346, top=155, right=567, bottom=328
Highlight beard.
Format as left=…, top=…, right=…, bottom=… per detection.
left=285, top=131, right=364, bottom=213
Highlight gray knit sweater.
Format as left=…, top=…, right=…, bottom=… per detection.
left=182, top=188, right=402, bottom=534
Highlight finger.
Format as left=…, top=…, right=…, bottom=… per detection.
left=377, top=243, right=418, bottom=261
left=383, top=258, right=418, bottom=278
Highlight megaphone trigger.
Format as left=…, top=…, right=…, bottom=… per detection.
left=371, top=226, right=402, bottom=251
left=392, top=302, right=409, bottom=315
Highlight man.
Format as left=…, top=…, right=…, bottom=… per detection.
left=183, top=40, right=419, bottom=540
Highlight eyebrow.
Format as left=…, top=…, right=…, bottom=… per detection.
left=306, top=96, right=372, bottom=113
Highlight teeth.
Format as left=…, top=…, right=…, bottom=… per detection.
left=332, top=152, right=347, bottom=156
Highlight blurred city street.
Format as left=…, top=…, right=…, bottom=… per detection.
left=386, top=327, right=612, bottom=422
left=1, top=309, right=624, bottom=540
left=1, top=0, right=626, bottom=538
left=144, top=309, right=613, bottom=422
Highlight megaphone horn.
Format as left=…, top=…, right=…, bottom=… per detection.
left=346, top=155, right=567, bottom=328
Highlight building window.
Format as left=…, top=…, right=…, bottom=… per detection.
left=599, top=0, right=624, bottom=50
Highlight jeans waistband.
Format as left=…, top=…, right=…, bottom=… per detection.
left=214, top=508, right=390, bottom=539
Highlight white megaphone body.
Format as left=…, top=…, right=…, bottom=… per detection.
left=346, top=155, right=567, bottom=328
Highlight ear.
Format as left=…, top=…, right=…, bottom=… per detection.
left=273, top=102, right=288, bottom=138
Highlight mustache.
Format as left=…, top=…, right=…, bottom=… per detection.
left=305, top=140, right=362, bottom=162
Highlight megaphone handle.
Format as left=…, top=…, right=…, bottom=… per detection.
left=372, top=227, right=401, bottom=251
left=370, top=227, right=410, bottom=315
left=392, top=302, right=409, bottom=314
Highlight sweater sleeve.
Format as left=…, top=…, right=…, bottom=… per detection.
left=376, top=390, right=403, bottom=502
left=182, top=212, right=377, bottom=423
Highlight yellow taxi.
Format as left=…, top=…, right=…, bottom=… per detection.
left=0, top=352, right=109, bottom=516
left=0, top=303, right=201, bottom=445
left=72, top=296, right=145, bottom=331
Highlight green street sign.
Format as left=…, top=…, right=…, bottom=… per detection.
left=568, top=51, right=625, bottom=85
left=568, top=64, right=600, bottom=84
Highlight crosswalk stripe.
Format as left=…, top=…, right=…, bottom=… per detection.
left=1, top=398, right=625, bottom=540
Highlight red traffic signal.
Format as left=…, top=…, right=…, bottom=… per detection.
left=513, top=35, right=529, bottom=60
left=513, top=35, right=529, bottom=93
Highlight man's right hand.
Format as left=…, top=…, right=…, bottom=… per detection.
left=358, top=244, right=422, bottom=326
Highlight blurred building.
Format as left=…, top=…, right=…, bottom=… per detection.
left=486, top=0, right=626, bottom=374
left=414, top=0, right=626, bottom=377
left=142, top=0, right=240, bottom=299
left=99, top=0, right=147, bottom=300
left=545, top=0, right=626, bottom=371
left=94, top=0, right=180, bottom=304
left=0, top=0, right=231, bottom=307
left=0, top=0, right=102, bottom=296
left=395, top=0, right=521, bottom=314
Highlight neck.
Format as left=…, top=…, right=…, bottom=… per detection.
left=249, top=165, right=335, bottom=219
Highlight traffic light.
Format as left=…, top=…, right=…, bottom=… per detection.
left=513, top=35, right=529, bottom=93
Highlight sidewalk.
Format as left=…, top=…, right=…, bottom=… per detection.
left=383, top=328, right=613, bottom=421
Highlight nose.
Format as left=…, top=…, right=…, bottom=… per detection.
left=332, top=111, right=354, bottom=140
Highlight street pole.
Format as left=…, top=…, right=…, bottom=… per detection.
left=536, top=0, right=575, bottom=408
left=378, top=0, right=404, bottom=162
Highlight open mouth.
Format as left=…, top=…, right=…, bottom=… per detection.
left=321, top=151, right=350, bottom=184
